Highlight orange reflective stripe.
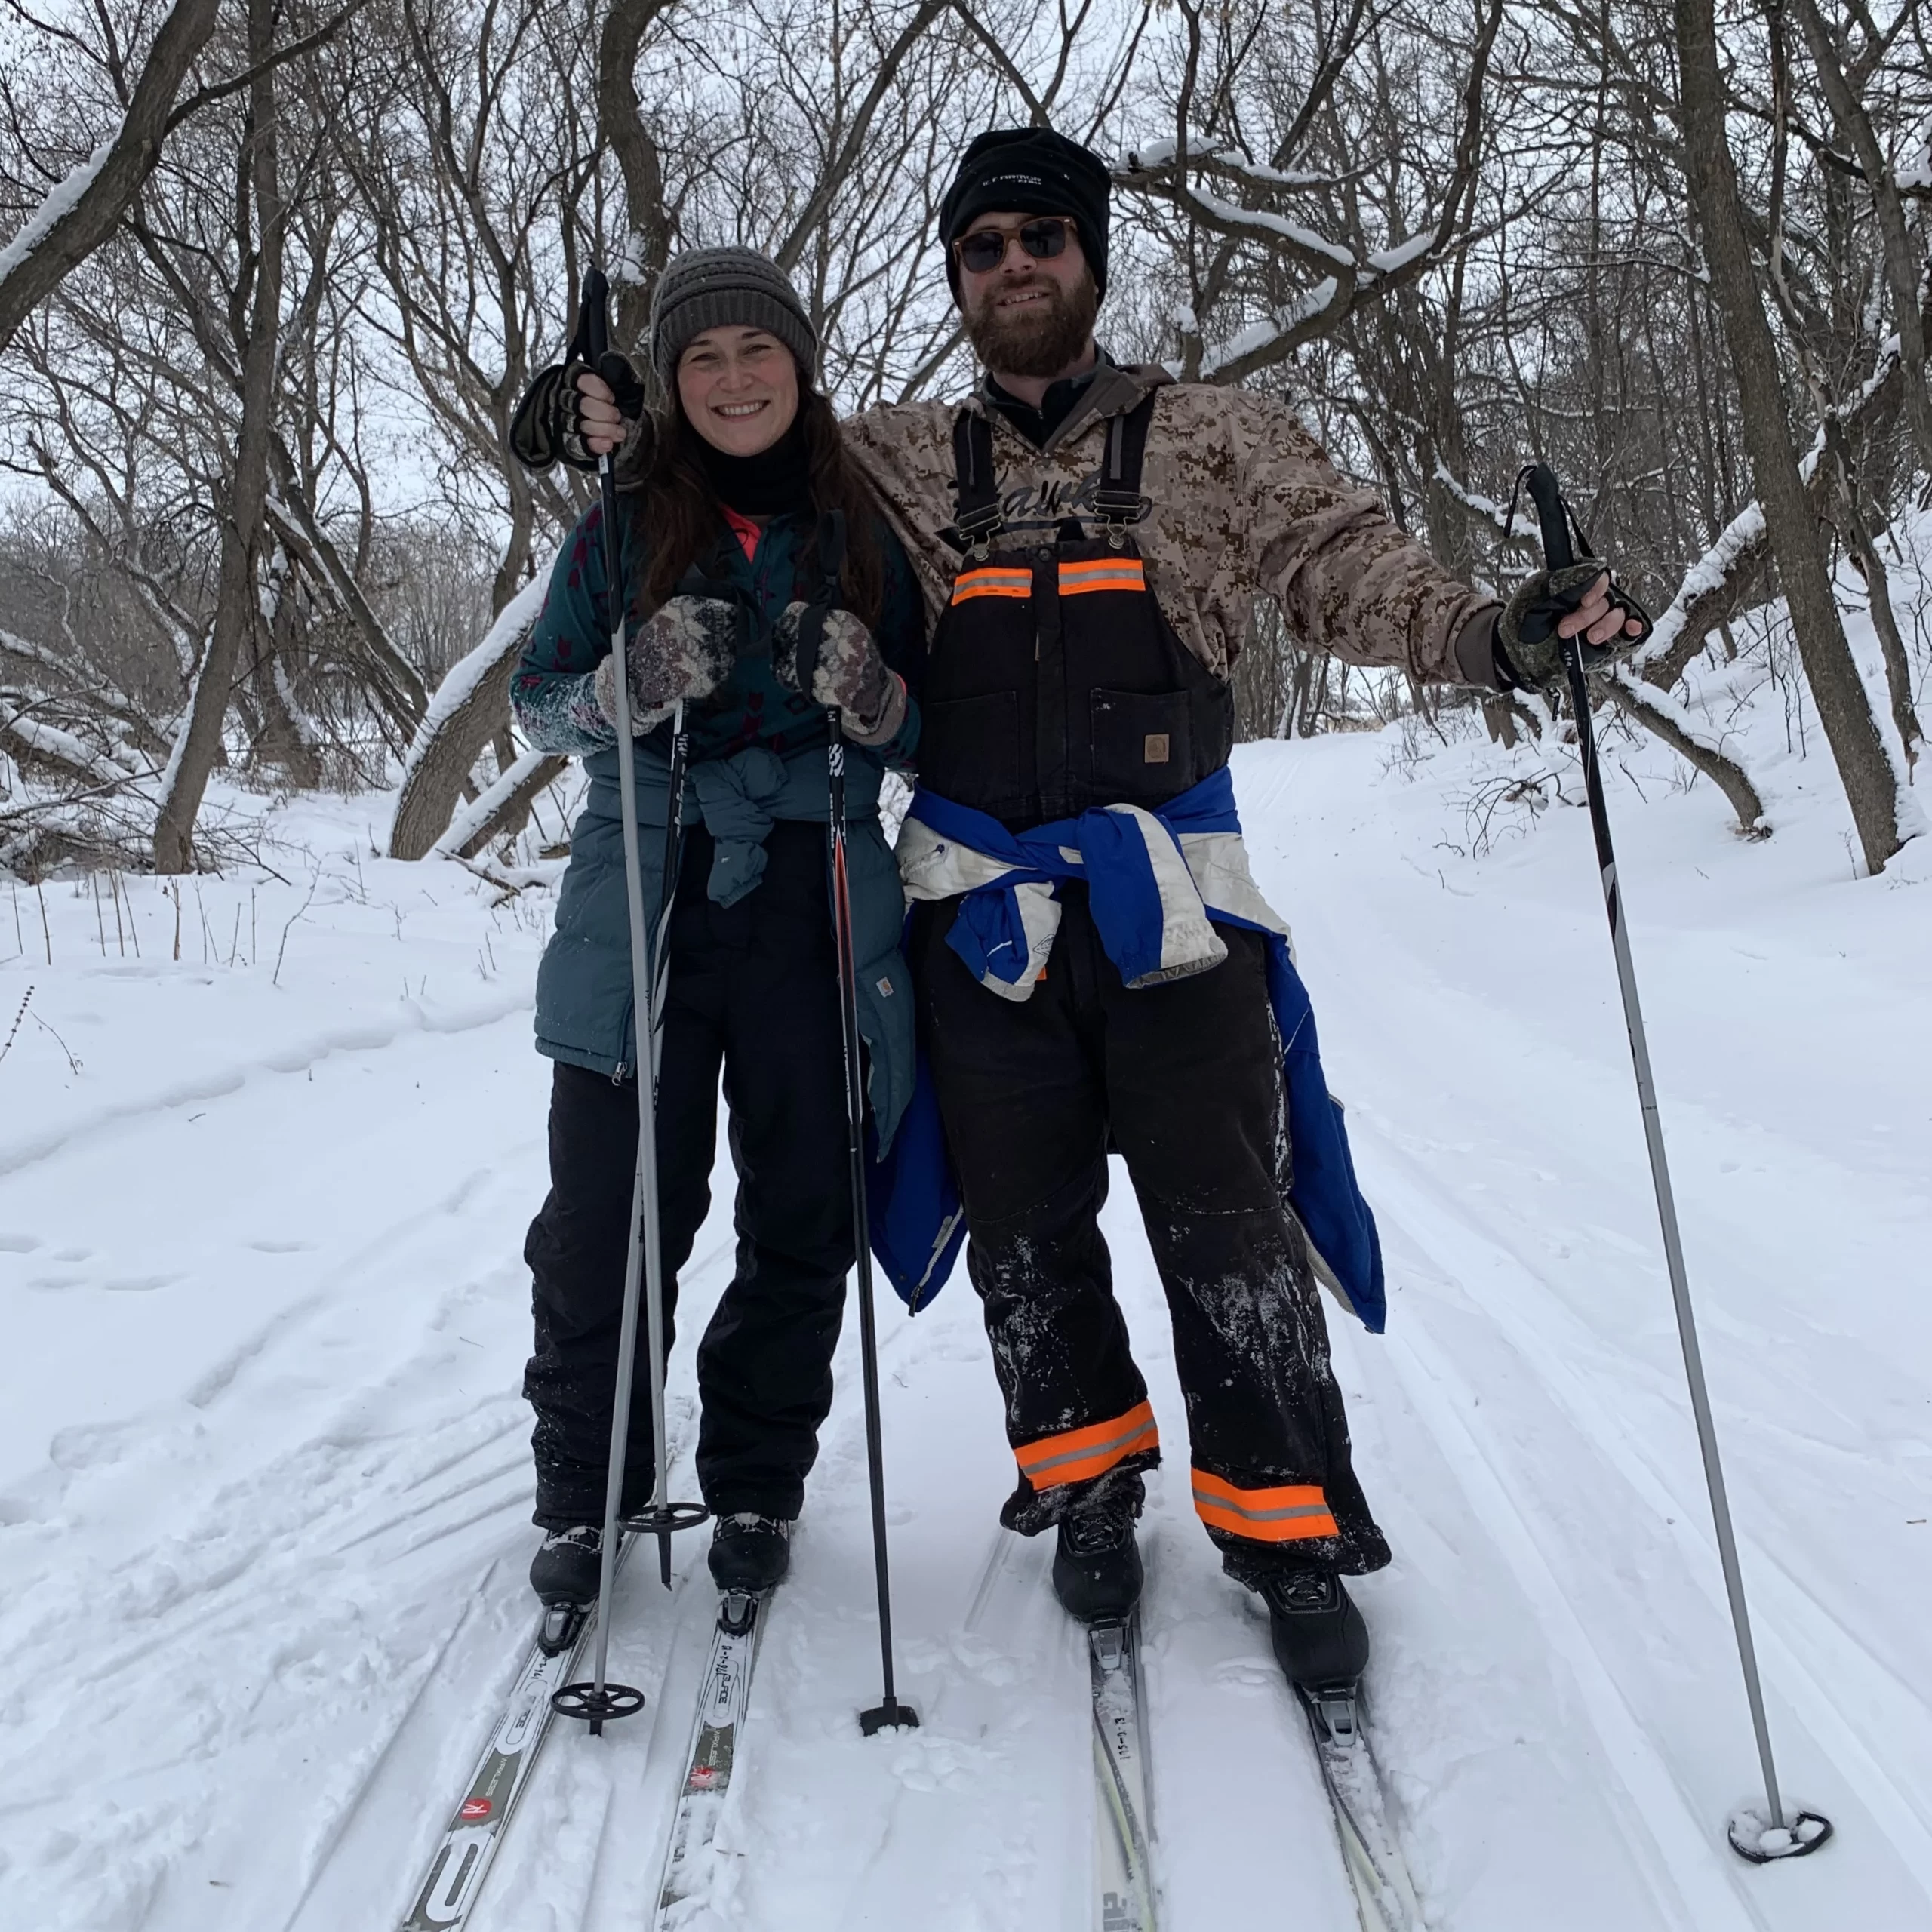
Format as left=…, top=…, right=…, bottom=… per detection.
left=1057, top=558, right=1146, bottom=597
left=950, top=568, right=1032, bottom=605
left=1190, top=1469, right=1340, bottom=1542
left=1014, top=1401, right=1158, bottom=1489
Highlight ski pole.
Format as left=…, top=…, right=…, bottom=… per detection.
left=1522, top=463, right=1830, bottom=1863
left=811, top=512, right=918, bottom=1737
left=639, top=697, right=694, bottom=1591
left=553, top=266, right=705, bottom=1735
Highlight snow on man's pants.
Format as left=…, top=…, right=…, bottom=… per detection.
left=523, top=822, right=854, bottom=1531
left=917, top=886, right=1390, bottom=1579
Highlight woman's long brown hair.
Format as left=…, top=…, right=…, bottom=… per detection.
left=632, top=386, right=886, bottom=629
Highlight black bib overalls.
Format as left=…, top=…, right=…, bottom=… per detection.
left=914, top=394, right=1388, bottom=1579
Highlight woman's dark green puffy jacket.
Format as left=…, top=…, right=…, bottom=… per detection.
left=513, top=497, right=925, bottom=1149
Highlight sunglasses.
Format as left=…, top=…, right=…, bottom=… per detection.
left=954, top=217, right=1075, bottom=276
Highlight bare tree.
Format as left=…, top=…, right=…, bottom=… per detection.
left=1677, top=0, right=1917, bottom=873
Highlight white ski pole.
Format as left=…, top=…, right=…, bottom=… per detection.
left=553, top=266, right=706, bottom=1735
left=1523, top=463, right=1830, bottom=1863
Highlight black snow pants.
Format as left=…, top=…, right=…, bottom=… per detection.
left=524, top=822, right=854, bottom=1529
left=916, top=887, right=1389, bottom=1579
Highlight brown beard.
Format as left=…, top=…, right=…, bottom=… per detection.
left=964, top=269, right=1099, bottom=380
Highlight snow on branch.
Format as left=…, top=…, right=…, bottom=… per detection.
left=1432, top=461, right=1529, bottom=538
left=0, top=627, right=172, bottom=756
left=1110, top=16, right=1498, bottom=390
left=0, top=700, right=144, bottom=788
left=1601, top=671, right=1767, bottom=836
left=1121, top=137, right=1343, bottom=194
left=0, top=140, right=117, bottom=285
left=1635, top=334, right=1908, bottom=688
left=389, top=571, right=549, bottom=861
left=1199, top=281, right=1341, bottom=377
left=0, top=0, right=221, bottom=354
left=398, top=574, right=548, bottom=788
left=1165, top=183, right=1358, bottom=269
left=432, top=747, right=567, bottom=860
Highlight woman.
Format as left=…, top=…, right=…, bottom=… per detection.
left=509, top=248, right=924, bottom=1615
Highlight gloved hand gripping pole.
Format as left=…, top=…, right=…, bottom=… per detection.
left=1522, top=463, right=1829, bottom=1863
left=552, top=266, right=706, bottom=1734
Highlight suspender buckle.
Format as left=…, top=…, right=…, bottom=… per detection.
left=952, top=503, right=1004, bottom=559
left=1090, top=488, right=1150, bottom=548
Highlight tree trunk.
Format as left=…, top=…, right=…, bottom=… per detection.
left=596, top=0, right=678, bottom=344
left=152, top=0, right=285, bottom=873
left=1674, top=0, right=1907, bottom=874
left=388, top=575, right=547, bottom=860
left=1828, top=439, right=1922, bottom=762
left=250, top=559, right=323, bottom=786
left=1787, top=0, right=1932, bottom=474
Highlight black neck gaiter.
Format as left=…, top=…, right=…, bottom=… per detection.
left=693, top=416, right=813, bottom=518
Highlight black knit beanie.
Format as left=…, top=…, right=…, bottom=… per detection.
left=648, top=246, right=819, bottom=392
left=940, top=128, right=1112, bottom=304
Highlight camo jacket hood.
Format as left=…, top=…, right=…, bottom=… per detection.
left=833, top=362, right=1497, bottom=687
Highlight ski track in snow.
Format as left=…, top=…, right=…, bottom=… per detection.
left=2, top=701, right=1929, bottom=1930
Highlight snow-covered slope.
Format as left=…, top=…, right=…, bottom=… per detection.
left=2, top=614, right=1928, bottom=1927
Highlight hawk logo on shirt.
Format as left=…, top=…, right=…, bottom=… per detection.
left=949, top=469, right=1154, bottom=540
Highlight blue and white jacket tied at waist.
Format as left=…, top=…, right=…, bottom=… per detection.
left=872, top=768, right=1386, bottom=1331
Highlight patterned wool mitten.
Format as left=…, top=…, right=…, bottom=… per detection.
left=1496, top=562, right=1652, bottom=690
left=594, top=595, right=740, bottom=734
left=771, top=601, right=905, bottom=745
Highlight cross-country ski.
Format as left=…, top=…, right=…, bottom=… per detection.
left=1089, top=1616, right=1158, bottom=1932
left=652, top=1589, right=771, bottom=1924
left=1299, top=1681, right=1424, bottom=1932
left=6, top=29, right=1930, bottom=1932
left=401, top=1539, right=635, bottom=1932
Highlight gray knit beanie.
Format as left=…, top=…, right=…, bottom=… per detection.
left=648, top=247, right=818, bottom=392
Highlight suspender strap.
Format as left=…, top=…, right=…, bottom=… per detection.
left=949, top=409, right=1004, bottom=553
left=1091, top=392, right=1156, bottom=529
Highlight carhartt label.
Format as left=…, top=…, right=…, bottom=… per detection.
left=876, top=977, right=894, bottom=997
left=1143, top=734, right=1171, bottom=764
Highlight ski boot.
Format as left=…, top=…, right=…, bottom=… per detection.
left=1051, top=1490, right=1143, bottom=1623
left=707, top=1513, right=792, bottom=1592
left=1256, top=1567, right=1369, bottom=1689
left=529, top=1524, right=602, bottom=1655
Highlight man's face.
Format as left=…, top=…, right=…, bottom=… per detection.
left=955, top=211, right=1099, bottom=380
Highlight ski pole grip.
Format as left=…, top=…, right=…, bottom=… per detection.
left=1525, top=463, right=1573, bottom=571
left=583, top=265, right=611, bottom=370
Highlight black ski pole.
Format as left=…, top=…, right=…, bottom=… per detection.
left=553, top=266, right=706, bottom=1735
left=1522, top=463, right=1830, bottom=1863
left=811, top=512, right=918, bottom=1737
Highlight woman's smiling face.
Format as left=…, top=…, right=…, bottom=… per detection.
left=675, top=326, right=800, bottom=457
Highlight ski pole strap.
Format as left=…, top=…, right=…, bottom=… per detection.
left=791, top=508, right=848, bottom=700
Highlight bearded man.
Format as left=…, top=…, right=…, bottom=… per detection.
left=512, top=126, right=1646, bottom=1695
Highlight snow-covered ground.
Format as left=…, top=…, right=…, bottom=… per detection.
left=2, top=610, right=1930, bottom=1930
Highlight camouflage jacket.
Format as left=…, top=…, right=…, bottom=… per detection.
left=831, top=361, right=1499, bottom=686
left=572, top=355, right=1499, bottom=688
